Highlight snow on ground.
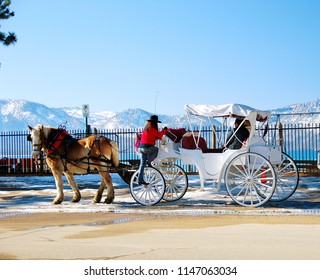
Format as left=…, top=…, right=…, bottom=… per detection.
left=0, top=174, right=320, bottom=216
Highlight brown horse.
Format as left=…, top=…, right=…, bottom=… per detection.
left=28, top=125, right=119, bottom=204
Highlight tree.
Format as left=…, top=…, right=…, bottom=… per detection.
left=0, top=0, right=17, bottom=46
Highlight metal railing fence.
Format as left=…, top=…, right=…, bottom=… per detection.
left=0, top=123, right=319, bottom=176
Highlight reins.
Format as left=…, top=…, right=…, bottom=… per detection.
left=61, top=136, right=114, bottom=172
left=46, top=129, right=115, bottom=172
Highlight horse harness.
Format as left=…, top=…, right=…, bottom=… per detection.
left=39, top=128, right=114, bottom=172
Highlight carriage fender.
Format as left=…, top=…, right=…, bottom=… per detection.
left=179, top=148, right=204, bottom=165
left=157, top=142, right=181, bottom=162
left=179, top=148, right=207, bottom=190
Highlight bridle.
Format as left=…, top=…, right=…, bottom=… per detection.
left=29, top=126, right=45, bottom=158
left=26, top=126, right=45, bottom=170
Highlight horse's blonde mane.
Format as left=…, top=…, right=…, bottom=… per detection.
left=34, top=124, right=55, bottom=138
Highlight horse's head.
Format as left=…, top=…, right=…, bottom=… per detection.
left=28, top=125, right=71, bottom=158
left=28, top=125, right=46, bottom=159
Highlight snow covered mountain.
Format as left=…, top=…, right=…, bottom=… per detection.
left=0, top=98, right=320, bottom=132
left=269, top=99, right=320, bottom=124
left=0, top=99, right=194, bottom=132
left=0, top=99, right=84, bottom=132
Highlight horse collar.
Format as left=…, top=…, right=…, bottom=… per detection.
left=46, top=129, right=70, bottom=155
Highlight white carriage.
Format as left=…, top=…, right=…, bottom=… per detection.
left=179, top=103, right=299, bottom=207
left=129, top=103, right=299, bottom=207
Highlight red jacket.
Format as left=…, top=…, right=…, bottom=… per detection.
left=140, top=127, right=167, bottom=146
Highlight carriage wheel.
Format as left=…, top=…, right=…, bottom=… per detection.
left=224, top=152, right=276, bottom=207
left=130, top=166, right=166, bottom=206
left=270, top=152, right=299, bottom=202
left=157, top=163, right=188, bottom=202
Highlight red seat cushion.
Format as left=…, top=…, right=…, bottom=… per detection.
left=182, top=135, right=208, bottom=152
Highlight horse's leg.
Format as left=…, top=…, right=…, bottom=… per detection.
left=51, top=170, right=65, bottom=204
left=93, top=171, right=114, bottom=204
left=93, top=173, right=106, bottom=203
left=64, top=171, right=81, bottom=202
left=103, top=172, right=114, bottom=204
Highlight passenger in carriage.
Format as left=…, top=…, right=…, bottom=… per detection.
left=225, top=118, right=250, bottom=149
left=137, top=115, right=168, bottom=185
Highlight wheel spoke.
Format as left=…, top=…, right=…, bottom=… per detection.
left=270, top=153, right=299, bottom=202
left=129, top=166, right=166, bottom=206
left=225, top=152, right=276, bottom=207
left=159, top=164, right=188, bottom=202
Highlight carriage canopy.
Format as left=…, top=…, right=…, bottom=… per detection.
left=184, top=103, right=270, bottom=122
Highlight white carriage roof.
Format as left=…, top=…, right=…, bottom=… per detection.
left=185, top=103, right=270, bottom=121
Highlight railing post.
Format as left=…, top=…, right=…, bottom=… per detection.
left=279, top=121, right=283, bottom=148
left=212, top=125, right=216, bottom=149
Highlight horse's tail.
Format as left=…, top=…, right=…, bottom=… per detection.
left=110, top=140, right=119, bottom=167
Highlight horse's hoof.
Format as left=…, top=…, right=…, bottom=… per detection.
left=92, top=195, right=102, bottom=203
left=92, top=198, right=101, bottom=203
left=71, top=192, right=81, bottom=202
left=71, top=196, right=81, bottom=203
left=104, top=197, right=114, bottom=204
left=52, top=198, right=63, bottom=204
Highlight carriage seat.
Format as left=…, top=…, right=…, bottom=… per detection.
left=165, top=128, right=187, bottom=143
left=181, top=132, right=206, bottom=152
left=181, top=132, right=224, bottom=153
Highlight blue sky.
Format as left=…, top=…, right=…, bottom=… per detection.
left=0, top=0, right=319, bottom=115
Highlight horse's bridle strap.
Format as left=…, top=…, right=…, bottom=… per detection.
left=32, top=143, right=42, bottom=151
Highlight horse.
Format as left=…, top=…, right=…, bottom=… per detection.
left=28, top=125, right=119, bottom=205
